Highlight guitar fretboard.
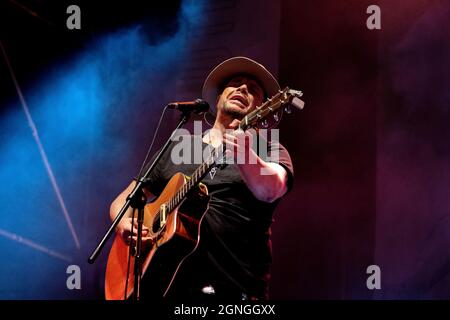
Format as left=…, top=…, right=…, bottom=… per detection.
left=165, top=144, right=220, bottom=213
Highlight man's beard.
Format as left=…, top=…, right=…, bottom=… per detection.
left=222, top=101, right=246, bottom=119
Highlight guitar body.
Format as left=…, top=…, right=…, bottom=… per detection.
left=105, top=172, right=209, bottom=300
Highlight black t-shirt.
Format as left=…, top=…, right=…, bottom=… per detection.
left=140, top=134, right=294, bottom=299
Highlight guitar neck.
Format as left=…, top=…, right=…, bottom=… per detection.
left=165, top=145, right=219, bottom=213
left=238, top=90, right=284, bottom=131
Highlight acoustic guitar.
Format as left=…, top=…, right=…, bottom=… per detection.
left=104, top=87, right=304, bottom=300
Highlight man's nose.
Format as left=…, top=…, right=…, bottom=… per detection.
left=237, top=83, right=248, bottom=93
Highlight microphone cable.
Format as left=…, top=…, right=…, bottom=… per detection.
left=136, top=104, right=170, bottom=180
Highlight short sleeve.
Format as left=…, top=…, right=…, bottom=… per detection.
left=262, top=140, right=295, bottom=193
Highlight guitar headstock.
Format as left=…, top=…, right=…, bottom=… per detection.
left=239, top=87, right=305, bottom=131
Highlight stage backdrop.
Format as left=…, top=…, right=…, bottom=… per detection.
left=0, top=0, right=448, bottom=299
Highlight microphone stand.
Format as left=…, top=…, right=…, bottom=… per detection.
left=88, top=108, right=192, bottom=300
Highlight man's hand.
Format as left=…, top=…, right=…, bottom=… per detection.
left=223, top=121, right=258, bottom=164
left=110, top=181, right=157, bottom=246
left=116, top=217, right=153, bottom=247
left=222, top=120, right=289, bottom=203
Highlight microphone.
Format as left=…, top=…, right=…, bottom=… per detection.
left=167, top=99, right=209, bottom=115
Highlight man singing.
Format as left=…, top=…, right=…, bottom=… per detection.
left=109, top=56, right=294, bottom=301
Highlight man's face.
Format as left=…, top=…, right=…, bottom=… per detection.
left=217, top=75, right=265, bottom=119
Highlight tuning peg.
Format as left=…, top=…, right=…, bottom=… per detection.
left=261, top=120, right=269, bottom=128
left=291, top=97, right=305, bottom=110
left=273, top=112, right=279, bottom=122
left=289, top=89, right=303, bottom=97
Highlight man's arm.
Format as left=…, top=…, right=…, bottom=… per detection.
left=223, top=131, right=289, bottom=203
left=110, top=181, right=154, bottom=245
left=238, top=157, right=288, bottom=203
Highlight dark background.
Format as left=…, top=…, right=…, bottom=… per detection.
left=0, top=0, right=449, bottom=299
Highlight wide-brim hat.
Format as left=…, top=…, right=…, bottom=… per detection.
left=202, top=56, right=280, bottom=110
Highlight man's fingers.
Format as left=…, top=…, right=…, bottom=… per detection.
left=125, top=228, right=149, bottom=236
left=119, top=218, right=150, bottom=246
left=125, top=235, right=154, bottom=247
left=224, top=134, right=247, bottom=154
left=229, top=119, right=241, bottom=129
left=224, top=132, right=252, bottom=146
left=121, top=227, right=149, bottom=243
left=132, top=223, right=149, bottom=233
left=223, top=138, right=239, bottom=149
